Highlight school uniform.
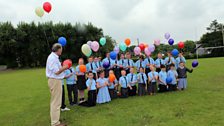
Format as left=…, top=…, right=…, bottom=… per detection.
left=61, top=80, right=66, bottom=109
left=155, top=58, right=165, bottom=72
left=75, top=65, right=87, bottom=90
left=148, top=71, right=159, bottom=94
left=86, top=62, right=97, bottom=80
left=175, top=56, right=186, bottom=69
left=112, top=59, right=121, bottom=80
left=127, top=73, right=137, bottom=96
left=64, top=67, right=78, bottom=105
left=96, top=78, right=111, bottom=103
left=158, top=71, right=167, bottom=92
left=164, top=57, right=176, bottom=71
left=144, top=57, right=155, bottom=75
left=119, top=76, right=129, bottom=98
left=94, top=61, right=101, bottom=76
left=177, top=66, right=193, bottom=90
left=119, top=58, right=127, bottom=72
left=102, top=57, right=112, bottom=78
left=167, top=70, right=178, bottom=91
left=125, top=59, right=135, bottom=75
left=86, top=79, right=97, bottom=107
left=137, top=72, right=147, bottom=96
left=135, top=60, right=146, bottom=73
left=108, top=79, right=118, bottom=99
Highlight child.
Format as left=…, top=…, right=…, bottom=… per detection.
left=175, top=52, right=186, bottom=69
left=155, top=53, right=165, bottom=73
left=61, top=80, right=70, bottom=111
left=84, top=72, right=97, bottom=107
left=158, top=65, right=168, bottom=92
left=164, top=51, right=176, bottom=72
left=64, top=66, right=78, bottom=106
left=96, top=71, right=111, bottom=104
left=127, top=67, right=137, bottom=96
left=86, top=56, right=97, bottom=80
left=148, top=65, right=159, bottom=95
left=137, top=67, right=148, bottom=96
left=94, top=57, right=101, bottom=76
left=102, top=53, right=112, bottom=78
left=135, top=55, right=146, bottom=73
left=119, top=70, right=132, bottom=98
left=119, top=53, right=127, bottom=71
left=167, top=63, right=178, bottom=91
left=112, top=56, right=121, bottom=80
left=76, top=58, right=87, bottom=103
left=108, top=70, right=118, bottom=99
left=144, top=54, right=155, bottom=75
left=125, top=52, right=135, bottom=75
left=177, top=62, right=193, bottom=90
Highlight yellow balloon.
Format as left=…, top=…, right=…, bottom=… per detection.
left=81, top=44, right=92, bottom=57
left=35, top=7, right=44, bottom=18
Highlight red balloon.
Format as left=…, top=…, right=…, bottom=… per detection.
left=43, top=2, right=52, bottom=13
left=139, top=43, right=145, bottom=51
left=63, top=59, right=72, bottom=69
left=178, top=42, right=185, bottom=49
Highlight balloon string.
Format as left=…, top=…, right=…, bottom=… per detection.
left=40, top=18, right=51, bottom=51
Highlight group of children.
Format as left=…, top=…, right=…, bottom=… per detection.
left=60, top=51, right=193, bottom=110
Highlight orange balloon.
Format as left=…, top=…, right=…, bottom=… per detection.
left=125, top=38, right=131, bottom=46
left=144, top=43, right=149, bottom=48
left=79, top=65, right=87, bottom=73
left=109, top=74, right=116, bottom=82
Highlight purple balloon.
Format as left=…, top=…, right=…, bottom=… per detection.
left=168, top=38, right=174, bottom=45
left=103, top=61, right=110, bottom=69
left=192, top=60, right=199, bottom=68
left=148, top=45, right=155, bottom=52
left=113, top=46, right=120, bottom=54
left=165, top=33, right=171, bottom=40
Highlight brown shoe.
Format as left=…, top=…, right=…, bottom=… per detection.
left=56, top=123, right=67, bottom=126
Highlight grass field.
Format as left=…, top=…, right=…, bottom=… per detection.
left=0, top=57, right=224, bottom=126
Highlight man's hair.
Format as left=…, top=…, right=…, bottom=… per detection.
left=52, top=43, right=62, bottom=52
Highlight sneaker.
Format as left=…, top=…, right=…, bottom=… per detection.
left=61, top=107, right=70, bottom=112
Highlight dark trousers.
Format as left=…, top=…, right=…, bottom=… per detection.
left=79, top=90, right=97, bottom=107
left=159, top=84, right=167, bottom=92
left=138, top=83, right=146, bottom=96
left=67, top=84, right=78, bottom=104
left=61, top=85, right=66, bottom=109
left=148, top=82, right=157, bottom=94
left=120, top=88, right=128, bottom=98
left=126, top=68, right=130, bottom=75
left=104, top=69, right=110, bottom=78
left=168, top=84, right=177, bottom=91
left=109, top=88, right=117, bottom=99
left=128, top=85, right=137, bottom=96
left=114, top=68, right=121, bottom=80
left=93, top=73, right=97, bottom=80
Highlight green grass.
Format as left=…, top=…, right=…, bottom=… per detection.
left=0, top=57, right=224, bottom=126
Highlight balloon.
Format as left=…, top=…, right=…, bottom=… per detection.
left=154, top=39, right=160, bottom=46
left=165, top=33, right=171, bottom=40
left=103, top=61, right=110, bottom=69
left=63, top=59, right=72, bottom=69
left=43, top=2, right=52, bottom=13
left=148, top=45, right=155, bottom=52
left=119, top=42, right=127, bottom=52
left=172, top=49, right=179, bottom=57
left=139, top=43, right=145, bottom=51
left=110, top=51, right=117, bottom=60
left=109, top=74, right=116, bottom=82
left=168, top=38, right=174, bottom=45
left=113, top=46, right=120, bottom=54
left=192, top=60, right=199, bottom=68
left=81, top=44, right=92, bottom=57
left=178, top=42, right=185, bottom=49
left=87, top=41, right=92, bottom=46
left=35, top=7, right=44, bottom=17
left=99, top=37, right=106, bottom=46
left=166, top=77, right=172, bottom=84
left=144, top=47, right=151, bottom=56
left=125, top=38, right=131, bottom=46
left=144, top=43, right=149, bottom=48
left=58, top=37, right=67, bottom=46
left=90, top=41, right=99, bottom=52
left=79, top=65, right=87, bottom=73
left=134, top=47, right=141, bottom=55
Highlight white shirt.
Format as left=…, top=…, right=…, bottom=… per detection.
left=46, top=52, right=64, bottom=79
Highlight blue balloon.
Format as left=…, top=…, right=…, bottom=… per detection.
left=166, top=77, right=172, bottom=84
left=192, top=60, right=199, bottom=68
left=103, top=61, right=110, bottom=69
left=58, top=37, right=67, bottom=46
left=172, top=49, right=179, bottom=57
left=168, top=38, right=174, bottom=45
left=110, top=51, right=117, bottom=60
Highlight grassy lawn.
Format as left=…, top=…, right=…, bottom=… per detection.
left=0, top=57, right=224, bottom=126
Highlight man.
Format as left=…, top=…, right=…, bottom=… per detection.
left=46, top=43, right=68, bottom=126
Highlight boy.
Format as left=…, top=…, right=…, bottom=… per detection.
left=108, top=70, right=118, bottom=99
left=144, top=54, right=155, bottom=75
left=135, top=55, right=146, bottom=73
left=119, top=70, right=132, bottom=98
left=148, top=65, right=159, bottom=95
left=125, top=52, right=135, bottom=74
left=137, top=67, right=148, bottom=96
left=127, top=67, right=137, bottom=96
left=175, top=52, right=186, bottom=69
left=86, top=56, right=97, bottom=80
left=177, top=62, right=193, bottom=90
left=64, top=67, right=78, bottom=106
left=102, top=53, right=112, bottom=78
left=164, top=52, right=176, bottom=72
left=158, top=65, right=167, bottom=92
left=155, top=53, right=165, bottom=73
left=112, top=56, right=121, bottom=80
left=119, top=53, right=127, bottom=71
left=167, top=63, right=178, bottom=91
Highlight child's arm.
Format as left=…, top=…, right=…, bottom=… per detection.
left=128, top=84, right=133, bottom=90
left=186, top=67, right=193, bottom=73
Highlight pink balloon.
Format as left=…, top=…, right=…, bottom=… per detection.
left=148, top=45, right=155, bottom=52
left=91, top=41, right=99, bottom=52
left=134, top=47, right=141, bottom=55
left=154, top=39, right=160, bottom=46
left=113, top=46, right=120, bottom=54
left=144, top=47, right=151, bottom=56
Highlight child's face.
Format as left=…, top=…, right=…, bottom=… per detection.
left=158, top=54, right=162, bottom=58
left=89, top=73, right=93, bottom=79
left=126, top=54, right=131, bottom=59
left=109, top=70, right=114, bottom=75
left=79, top=59, right=84, bottom=65
left=100, top=72, right=105, bottom=78
left=94, top=58, right=98, bottom=62
left=170, top=66, right=175, bottom=70
left=121, top=54, right=125, bottom=59
left=98, top=57, right=102, bottom=61
left=161, top=68, right=166, bottom=71
left=180, top=63, right=184, bottom=67
left=140, top=68, right=144, bottom=73
left=150, top=65, right=155, bottom=71
left=121, top=70, right=126, bottom=76
left=88, top=58, right=93, bottom=62
left=130, top=68, right=134, bottom=73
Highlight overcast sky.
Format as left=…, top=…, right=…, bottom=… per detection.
left=0, top=0, right=224, bottom=45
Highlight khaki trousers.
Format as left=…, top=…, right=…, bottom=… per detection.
left=48, top=78, right=62, bottom=126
